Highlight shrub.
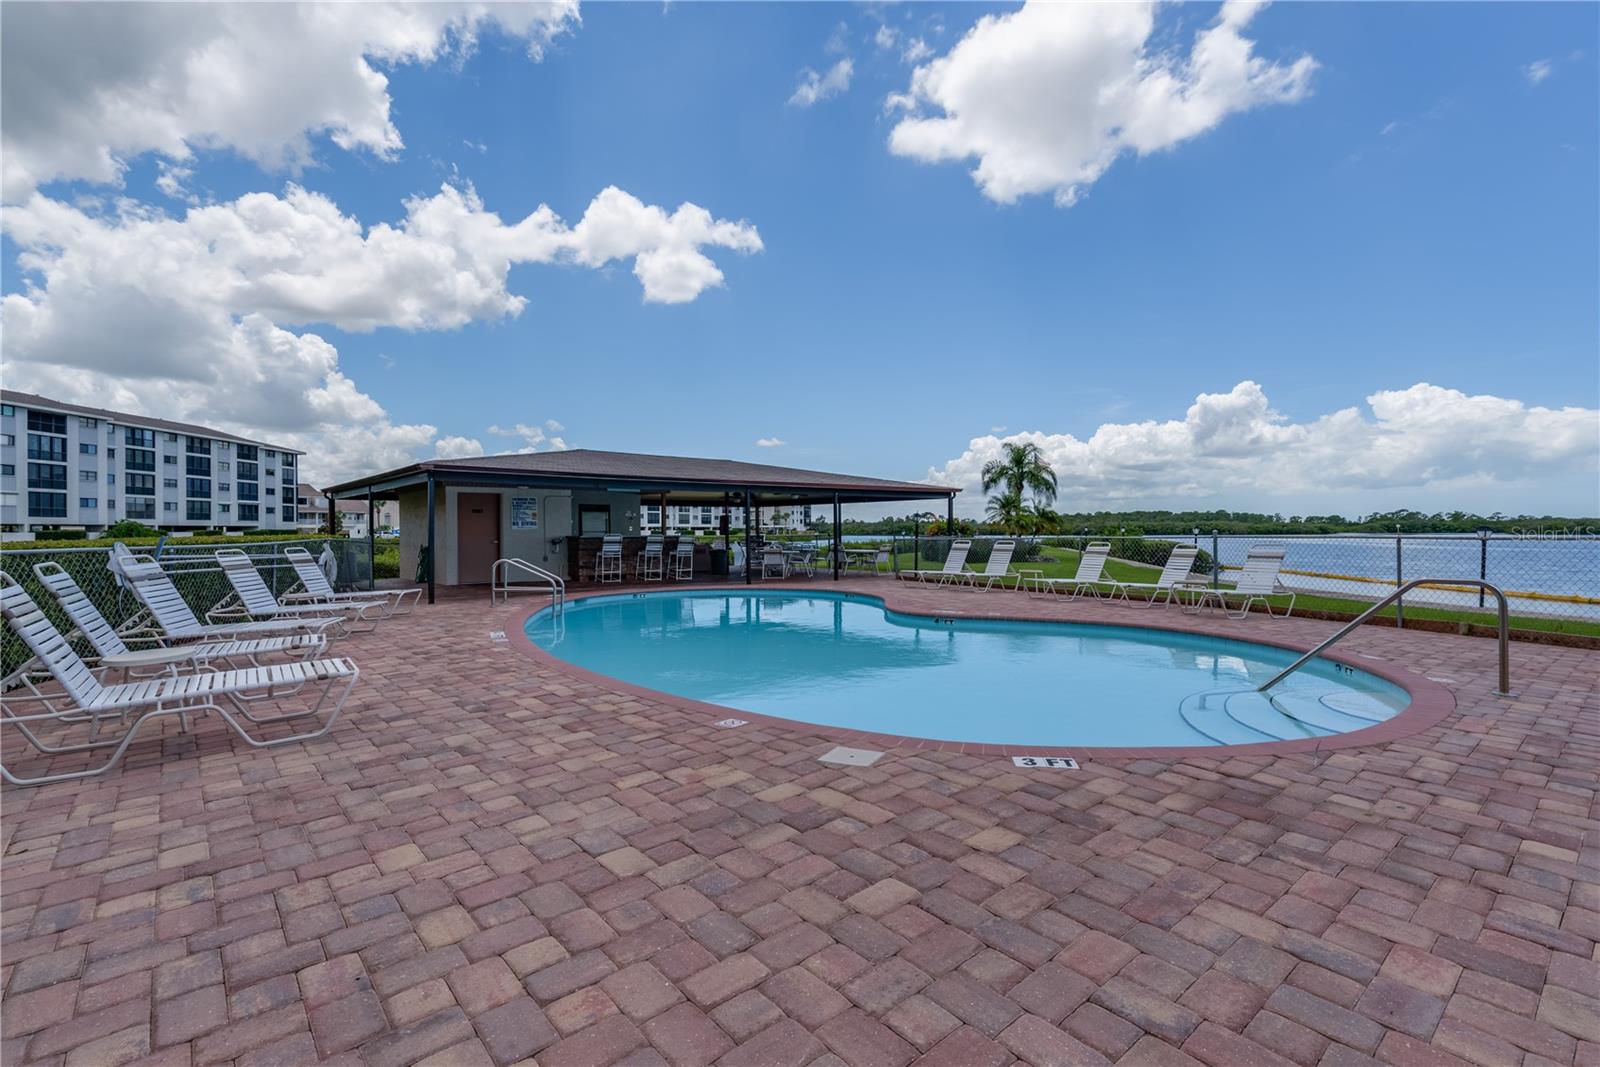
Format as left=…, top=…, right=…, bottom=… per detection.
left=105, top=520, right=159, bottom=538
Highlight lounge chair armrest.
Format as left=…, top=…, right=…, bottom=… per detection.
left=101, top=646, right=204, bottom=669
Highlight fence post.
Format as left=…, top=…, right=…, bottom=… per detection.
left=1211, top=531, right=1220, bottom=589
left=1395, top=535, right=1404, bottom=629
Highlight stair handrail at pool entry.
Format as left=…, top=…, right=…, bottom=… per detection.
left=1257, top=578, right=1510, bottom=697
left=492, top=558, right=565, bottom=613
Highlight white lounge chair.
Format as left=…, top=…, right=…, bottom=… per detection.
left=1028, top=542, right=1114, bottom=599
left=33, top=562, right=326, bottom=675
left=960, top=540, right=1017, bottom=590
left=901, top=539, right=972, bottom=585
left=213, top=550, right=385, bottom=633
left=0, top=576, right=357, bottom=786
left=1185, top=546, right=1296, bottom=619
left=1114, top=545, right=1205, bottom=608
left=113, top=553, right=343, bottom=647
left=281, top=547, right=419, bottom=615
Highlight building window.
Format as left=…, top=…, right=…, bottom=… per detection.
left=27, top=411, right=67, bottom=435
left=237, top=482, right=258, bottom=501
left=186, top=455, right=211, bottom=476
left=27, top=434, right=67, bottom=462
left=265, top=486, right=275, bottom=496
left=164, top=501, right=177, bottom=512
left=0, top=464, right=12, bottom=476
left=163, top=454, right=177, bottom=465
left=27, top=463, right=67, bottom=490
left=166, top=433, right=178, bottom=442
left=125, top=428, right=155, bottom=448
left=218, top=460, right=230, bottom=472
left=218, top=482, right=230, bottom=492
left=80, top=442, right=98, bottom=455
left=0, top=404, right=12, bottom=416
left=163, top=478, right=178, bottom=489
left=218, top=503, right=231, bottom=514
left=1, top=434, right=13, bottom=446
left=80, top=469, right=98, bottom=482
left=265, top=506, right=275, bottom=514
left=265, top=450, right=276, bottom=458
left=283, top=508, right=296, bottom=523
left=107, top=472, right=115, bottom=484
left=218, top=441, right=230, bottom=451
left=237, top=461, right=258, bottom=480
left=28, top=492, right=67, bottom=517
left=80, top=497, right=98, bottom=509
left=186, top=500, right=210, bottom=521
left=125, top=499, right=156, bottom=520
left=282, top=455, right=295, bottom=468
left=126, top=474, right=155, bottom=495
left=236, top=444, right=258, bottom=461
left=238, top=503, right=259, bottom=521
left=79, top=417, right=98, bottom=428
left=126, top=448, right=155, bottom=472
left=186, top=436, right=210, bottom=454
left=185, top=478, right=211, bottom=498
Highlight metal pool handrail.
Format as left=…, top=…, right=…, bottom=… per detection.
left=491, top=558, right=565, bottom=614
left=1257, top=578, right=1510, bottom=696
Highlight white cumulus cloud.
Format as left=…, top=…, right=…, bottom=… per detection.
left=1523, top=58, right=1554, bottom=85
left=755, top=437, right=787, bottom=448
left=929, top=382, right=1600, bottom=514
left=789, top=58, right=854, bottom=108
left=434, top=435, right=486, bottom=459
left=0, top=1, right=579, bottom=198
left=888, top=0, right=1316, bottom=206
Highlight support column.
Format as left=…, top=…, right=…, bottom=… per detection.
left=833, top=493, right=841, bottom=582
left=367, top=487, right=375, bottom=591
left=743, top=490, right=753, bottom=585
left=946, top=495, right=954, bottom=534
left=425, top=473, right=436, bottom=605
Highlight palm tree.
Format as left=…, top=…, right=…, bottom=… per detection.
left=981, top=442, right=1057, bottom=513
left=985, top=490, right=1029, bottom=530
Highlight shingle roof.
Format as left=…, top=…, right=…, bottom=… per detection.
left=327, top=448, right=955, bottom=499
left=1, top=390, right=302, bottom=453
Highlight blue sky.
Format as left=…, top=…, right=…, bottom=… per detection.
left=3, top=1, right=1596, bottom=515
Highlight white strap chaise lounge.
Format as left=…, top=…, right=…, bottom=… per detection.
left=1184, top=546, right=1297, bottom=619
left=280, top=547, right=420, bottom=616
left=1113, top=545, right=1206, bottom=608
left=900, top=539, right=972, bottom=585
left=959, top=540, right=1016, bottom=591
left=33, top=562, right=326, bottom=674
left=0, top=576, right=357, bottom=787
left=213, top=550, right=386, bottom=634
left=1026, top=542, right=1115, bottom=599
left=113, top=555, right=342, bottom=647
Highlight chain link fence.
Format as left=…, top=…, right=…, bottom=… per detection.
left=878, top=532, right=1599, bottom=635
left=2, top=537, right=373, bottom=679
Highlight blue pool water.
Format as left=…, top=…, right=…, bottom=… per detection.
left=526, top=591, right=1412, bottom=748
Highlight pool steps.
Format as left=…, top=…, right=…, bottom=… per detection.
left=1179, top=688, right=1399, bottom=745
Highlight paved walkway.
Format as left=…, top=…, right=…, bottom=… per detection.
left=2, top=580, right=1596, bottom=1067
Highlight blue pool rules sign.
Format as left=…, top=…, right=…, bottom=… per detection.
left=511, top=497, right=538, bottom=529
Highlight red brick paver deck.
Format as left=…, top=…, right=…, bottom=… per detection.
left=3, top=579, right=1596, bottom=1067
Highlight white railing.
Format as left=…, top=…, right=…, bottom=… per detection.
left=491, top=558, right=565, bottom=614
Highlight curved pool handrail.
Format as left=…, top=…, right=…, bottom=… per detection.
left=1257, top=577, right=1510, bottom=696
left=492, top=558, right=565, bottom=613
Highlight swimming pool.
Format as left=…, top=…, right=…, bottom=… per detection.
left=525, top=591, right=1412, bottom=748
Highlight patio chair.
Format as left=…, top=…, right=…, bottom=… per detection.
left=638, top=536, right=665, bottom=581
left=32, top=562, right=326, bottom=676
left=112, top=552, right=343, bottom=647
left=1114, top=545, right=1205, bottom=608
left=1185, top=547, right=1296, bottom=619
left=957, top=540, right=1017, bottom=590
left=901, top=539, right=972, bottom=585
left=213, top=550, right=385, bottom=633
left=671, top=540, right=696, bottom=581
left=789, top=547, right=816, bottom=577
left=761, top=547, right=789, bottom=579
left=1027, top=542, right=1114, bottom=599
left=0, top=576, right=357, bottom=787
left=595, top=536, right=624, bottom=583
left=281, top=547, right=420, bottom=615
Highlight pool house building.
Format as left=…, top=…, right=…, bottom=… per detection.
left=325, top=449, right=958, bottom=601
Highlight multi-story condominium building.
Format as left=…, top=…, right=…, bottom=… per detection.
left=641, top=502, right=813, bottom=534
left=0, top=390, right=302, bottom=534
